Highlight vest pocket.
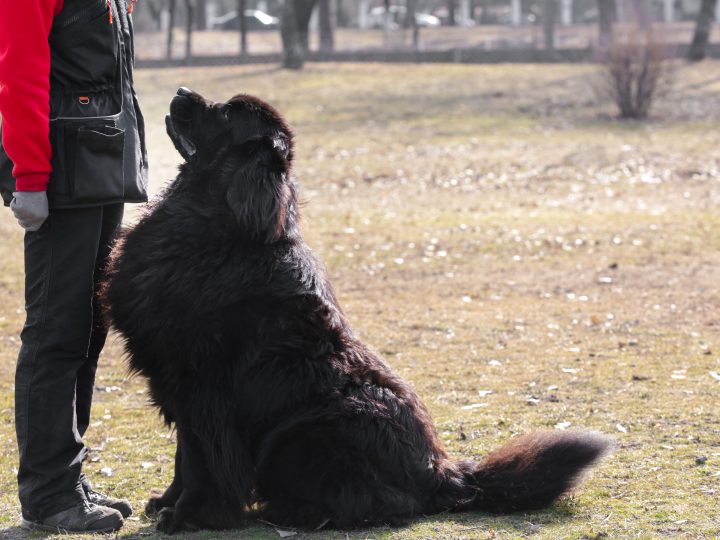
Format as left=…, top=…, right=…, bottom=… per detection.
left=71, top=126, right=125, bottom=203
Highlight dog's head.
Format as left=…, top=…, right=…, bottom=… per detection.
left=166, top=87, right=297, bottom=243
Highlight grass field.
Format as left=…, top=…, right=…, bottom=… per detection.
left=1, top=62, right=719, bottom=539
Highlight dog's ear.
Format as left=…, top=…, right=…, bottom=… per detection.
left=218, top=138, right=292, bottom=243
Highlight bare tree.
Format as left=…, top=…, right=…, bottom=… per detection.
left=406, top=0, right=420, bottom=49
left=688, top=0, right=718, bottom=61
left=447, top=0, right=456, bottom=25
left=319, top=0, right=334, bottom=52
left=166, top=0, right=177, bottom=60
left=543, top=0, right=555, bottom=50
left=281, top=0, right=305, bottom=69
left=404, top=0, right=416, bottom=28
left=598, top=0, right=617, bottom=47
left=600, top=32, right=669, bottom=119
left=184, top=0, right=194, bottom=63
left=383, top=0, right=392, bottom=43
left=238, top=0, right=248, bottom=55
left=195, top=0, right=207, bottom=29
left=146, top=0, right=165, bottom=30
left=631, top=0, right=649, bottom=29
left=295, top=0, right=318, bottom=52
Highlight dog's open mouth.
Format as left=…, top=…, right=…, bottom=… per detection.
left=166, top=114, right=196, bottom=160
left=166, top=88, right=197, bottom=160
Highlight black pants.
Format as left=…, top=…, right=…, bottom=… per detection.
left=15, top=204, right=124, bottom=520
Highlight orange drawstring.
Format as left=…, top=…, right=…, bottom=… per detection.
left=107, top=0, right=113, bottom=24
left=128, top=0, right=138, bottom=14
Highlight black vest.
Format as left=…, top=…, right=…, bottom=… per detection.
left=0, top=0, right=148, bottom=208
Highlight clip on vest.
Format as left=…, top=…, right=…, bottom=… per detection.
left=78, top=96, right=90, bottom=105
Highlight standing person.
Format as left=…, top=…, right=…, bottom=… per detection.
left=0, top=0, right=148, bottom=533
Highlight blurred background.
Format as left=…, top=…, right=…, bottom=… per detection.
left=129, top=0, right=720, bottom=65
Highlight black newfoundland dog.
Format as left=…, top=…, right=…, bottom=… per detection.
left=103, top=88, right=611, bottom=533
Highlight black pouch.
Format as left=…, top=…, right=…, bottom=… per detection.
left=46, top=121, right=125, bottom=208
left=72, top=125, right=125, bottom=203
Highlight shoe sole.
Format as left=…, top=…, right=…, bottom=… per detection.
left=21, top=518, right=122, bottom=534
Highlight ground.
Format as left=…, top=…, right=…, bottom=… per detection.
left=0, top=62, right=719, bottom=539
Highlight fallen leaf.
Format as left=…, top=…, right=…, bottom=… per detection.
left=616, top=423, right=628, bottom=433
left=555, top=422, right=572, bottom=430
left=461, top=403, right=488, bottom=410
left=709, top=371, right=720, bottom=382
left=275, top=529, right=297, bottom=538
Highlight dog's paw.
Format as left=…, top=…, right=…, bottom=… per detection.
left=156, top=507, right=199, bottom=534
left=145, top=489, right=171, bottom=517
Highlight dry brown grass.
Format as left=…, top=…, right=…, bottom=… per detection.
left=0, top=62, right=719, bottom=539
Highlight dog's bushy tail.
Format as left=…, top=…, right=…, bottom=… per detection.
left=443, top=430, right=612, bottom=513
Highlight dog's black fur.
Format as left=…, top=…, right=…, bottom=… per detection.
left=102, top=88, right=612, bottom=533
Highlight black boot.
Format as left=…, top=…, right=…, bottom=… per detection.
left=21, top=500, right=123, bottom=533
left=82, top=482, right=133, bottom=518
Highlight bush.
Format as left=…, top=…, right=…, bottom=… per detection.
left=598, top=31, right=671, bottom=120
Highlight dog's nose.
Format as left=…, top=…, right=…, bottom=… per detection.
left=177, top=87, right=194, bottom=97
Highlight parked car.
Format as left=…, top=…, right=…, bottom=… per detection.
left=367, top=6, right=441, bottom=29
left=211, top=9, right=279, bottom=31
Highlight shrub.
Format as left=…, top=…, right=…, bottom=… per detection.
left=598, top=31, right=671, bottom=120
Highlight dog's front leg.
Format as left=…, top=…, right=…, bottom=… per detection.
left=156, top=424, right=246, bottom=533
left=146, top=440, right=183, bottom=516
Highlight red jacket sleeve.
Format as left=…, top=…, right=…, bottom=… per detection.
left=0, top=0, right=64, bottom=192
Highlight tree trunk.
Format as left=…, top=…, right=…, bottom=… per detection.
left=147, top=0, right=165, bottom=30
left=598, top=0, right=617, bottom=47
left=448, top=0, right=457, bottom=25
left=281, top=0, right=304, bottom=69
left=405, top=0, right=416, bottom=28
left=543, top=0, right=555, bottom=50
left=238, top=0, right=248, bottom=55
left=319, top=0, right=334, bottom=52
left=166, top=0, right=176, bottom=60
left=184, top=0, right=194, bottom=63
left=195, top=0, right=206, bottom=30
left=688, top=0, right=718, bottom=61
left=295, top=0, right=318, bottom=52
left=406, top=0, right=419, bottom=48
left=631, top=0, right=649, bottom=28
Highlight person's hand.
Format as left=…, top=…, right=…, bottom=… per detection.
left=10, top=191, right=49, bottom=231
